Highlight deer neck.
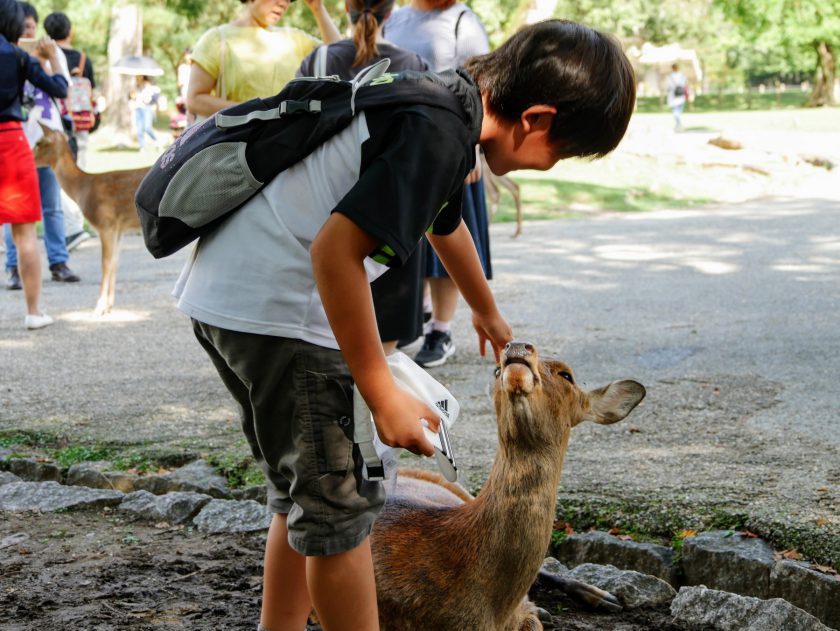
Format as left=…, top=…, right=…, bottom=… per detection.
left=457, top=419, right=570, bottom=616
left=51, top=148, right=89, bottom=204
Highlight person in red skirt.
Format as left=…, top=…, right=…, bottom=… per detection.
left=0, top=0, right=68, bottom=329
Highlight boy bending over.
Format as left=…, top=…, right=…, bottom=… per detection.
left=174, top=19, right=635, bottom=631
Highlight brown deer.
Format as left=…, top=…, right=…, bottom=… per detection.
left=482, top=154, right=523, bottom=238
left=33, top=126, right=148, bottom=316
left=370, top=341, right=646, bottom=630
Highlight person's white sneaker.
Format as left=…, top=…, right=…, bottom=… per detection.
left=24, top=313, right=54, bottom=330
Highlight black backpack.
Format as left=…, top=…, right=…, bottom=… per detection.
left=135, top=60, right=471, bottom=259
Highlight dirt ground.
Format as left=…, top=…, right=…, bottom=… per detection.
left=1, top=508, right=686, bottom=631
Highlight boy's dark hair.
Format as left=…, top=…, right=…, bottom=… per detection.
left=465, top=19, right=636, bottom=159
left=348, top=0, right=394, bottom=67
left=43, top=11, right=70, bottom=40
left=20, top=1, right=37, bottom=23
left=0, top=0, right=24, bottom=42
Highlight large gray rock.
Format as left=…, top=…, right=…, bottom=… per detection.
left=554, top=530, right=679, bottom=584
left=0, top=471, right=21, bottom=486
left=8, top=458, right=62, bottom=483
left=233, top=485, right=267, bottom=504
left=133, top=474, right=176, bottom=495
left=540, top=556, right=570, bottom=576
left=671, top=585, right=831, bottom=631
left=0, top=481, right=124, bottom=512
left=67, top=464, right=138, bottom=493
left=192, top=499, right=272, bottom=534
left=771, top=560, right=840, bottom=630
left=567, top=563, right=677, bottom=609
left=166, top=460, right=230, bottom=498
left=682, top=531, right=775, bottom=598
left=119, top=490, right=211, bottom=524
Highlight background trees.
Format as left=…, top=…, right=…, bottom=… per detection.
left=23, top=0, right=838, bottom=107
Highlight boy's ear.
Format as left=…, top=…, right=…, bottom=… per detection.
left=520, top=105, right=557, bottom=134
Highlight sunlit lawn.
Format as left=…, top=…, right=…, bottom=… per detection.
left=82, top=106, right=836, bottom=226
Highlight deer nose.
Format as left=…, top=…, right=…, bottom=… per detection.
left=504, top=341, right=535, bottom=359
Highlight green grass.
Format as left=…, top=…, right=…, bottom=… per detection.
left=492, top=176, right=710, bottom=224
left=50, top=444, right=115, bottom=468
left=206, top=452, right=264, bottom=489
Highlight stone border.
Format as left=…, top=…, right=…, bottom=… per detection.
left=554, top=530, right=840, bottom=629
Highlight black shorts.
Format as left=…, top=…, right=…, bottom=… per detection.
left=192, top=320, right=385, bottom=556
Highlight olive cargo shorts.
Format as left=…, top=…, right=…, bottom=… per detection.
left=192, top=320, right=385, bottom=556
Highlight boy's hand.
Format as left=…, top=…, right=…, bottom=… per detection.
left=370, top=387, right=441, bottom=457
left=472, top=310, right=513, bottom=364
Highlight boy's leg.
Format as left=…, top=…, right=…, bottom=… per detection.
left=261, top=513, right=312, bottom=631
left=307, top=538, right=379, bottom=631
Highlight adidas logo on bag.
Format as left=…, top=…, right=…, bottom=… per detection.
left=435, top=399, right=450, bottom=418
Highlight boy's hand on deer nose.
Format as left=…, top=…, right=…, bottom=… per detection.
left=371, top=389, right=441, bottom=457
left=472, top=311, right=514, bottom=364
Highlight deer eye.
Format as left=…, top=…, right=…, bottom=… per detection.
left=494, top=367, right=501, bottom=378
left=558, top=371, right=574, bottom=384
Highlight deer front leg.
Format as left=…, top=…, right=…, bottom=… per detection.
left=537, top=568, right=622, bottom=613
left=94, top=227, right=116, bottom=316
left=105, top=230, right=123, bottom=312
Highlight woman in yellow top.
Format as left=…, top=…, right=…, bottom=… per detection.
left=187, top=0, right=340, bottom=118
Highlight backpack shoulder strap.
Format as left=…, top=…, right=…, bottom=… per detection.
left=314, top=44, right=328, bottom=78
left=76, top=51, right=86, bottom=76
left=218, top=25, right=227, bottom=100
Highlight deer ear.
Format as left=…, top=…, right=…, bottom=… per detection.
left=577, top=380, right=646, bottom=426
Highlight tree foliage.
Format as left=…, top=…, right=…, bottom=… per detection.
left=21, top=0, right=839, bottom=104
left=715, top=0, right=839, bottom=103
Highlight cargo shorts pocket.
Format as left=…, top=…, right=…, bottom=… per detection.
left=304, top=370, right=355, bottom=476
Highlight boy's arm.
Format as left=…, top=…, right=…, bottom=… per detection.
left=427, top=220, right=513, bottom=362
left=311, top=212, right=440, bottom=456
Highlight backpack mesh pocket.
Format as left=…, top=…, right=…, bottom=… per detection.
left=159, top=142, right=262, bottom=228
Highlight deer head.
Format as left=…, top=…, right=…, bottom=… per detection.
left=32, top=124, right=69, bottom=169
left=492, top=341, right=646, bottom=450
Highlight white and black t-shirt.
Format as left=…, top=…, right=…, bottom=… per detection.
left=174, top=99, right=472, bottom=348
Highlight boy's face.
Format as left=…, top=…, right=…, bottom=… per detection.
left=480, top=101, right=569, bottom=175
left=483, top=131, right=567, bottom=175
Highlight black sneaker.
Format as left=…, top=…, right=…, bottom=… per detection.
left=414, top=330, right=456, bottom=368
left=50, top=262, right=80, bottom=282
left=65, top=231, right=91, bottom=251
left=6, top=267, right=21, bottom=290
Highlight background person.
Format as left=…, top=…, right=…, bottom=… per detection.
left=297, top=0, right=429, bottom=359
left=0, top=0, right=68, bottom=329
left=186, top=0, right=340, bottom=119
left=43, top=10, right=94, bottom=167
left=666, top=62, right=689, bottom=131
left=4, top=1, right=80, bottom=290
left=130, top=75, right=160, bottom=150
left=383, top=0, right=493, bottom=367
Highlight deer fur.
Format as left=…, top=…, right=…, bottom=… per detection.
left=482, top=154, right=523, bottom=238
left=33, top=126, right=148, bottom=315
left=370, top=342, right=646, bottom=630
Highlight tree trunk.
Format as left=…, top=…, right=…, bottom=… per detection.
left=102, top=4, right=142, bottom=144
left=808, top=41, right=835, bottom=107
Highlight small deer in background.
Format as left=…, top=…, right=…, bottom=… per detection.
left=482, top=154, right=523, bottom=238
left=33, top=126, right=149, bottom=316
left=371, top=341, right=646, bottom=630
